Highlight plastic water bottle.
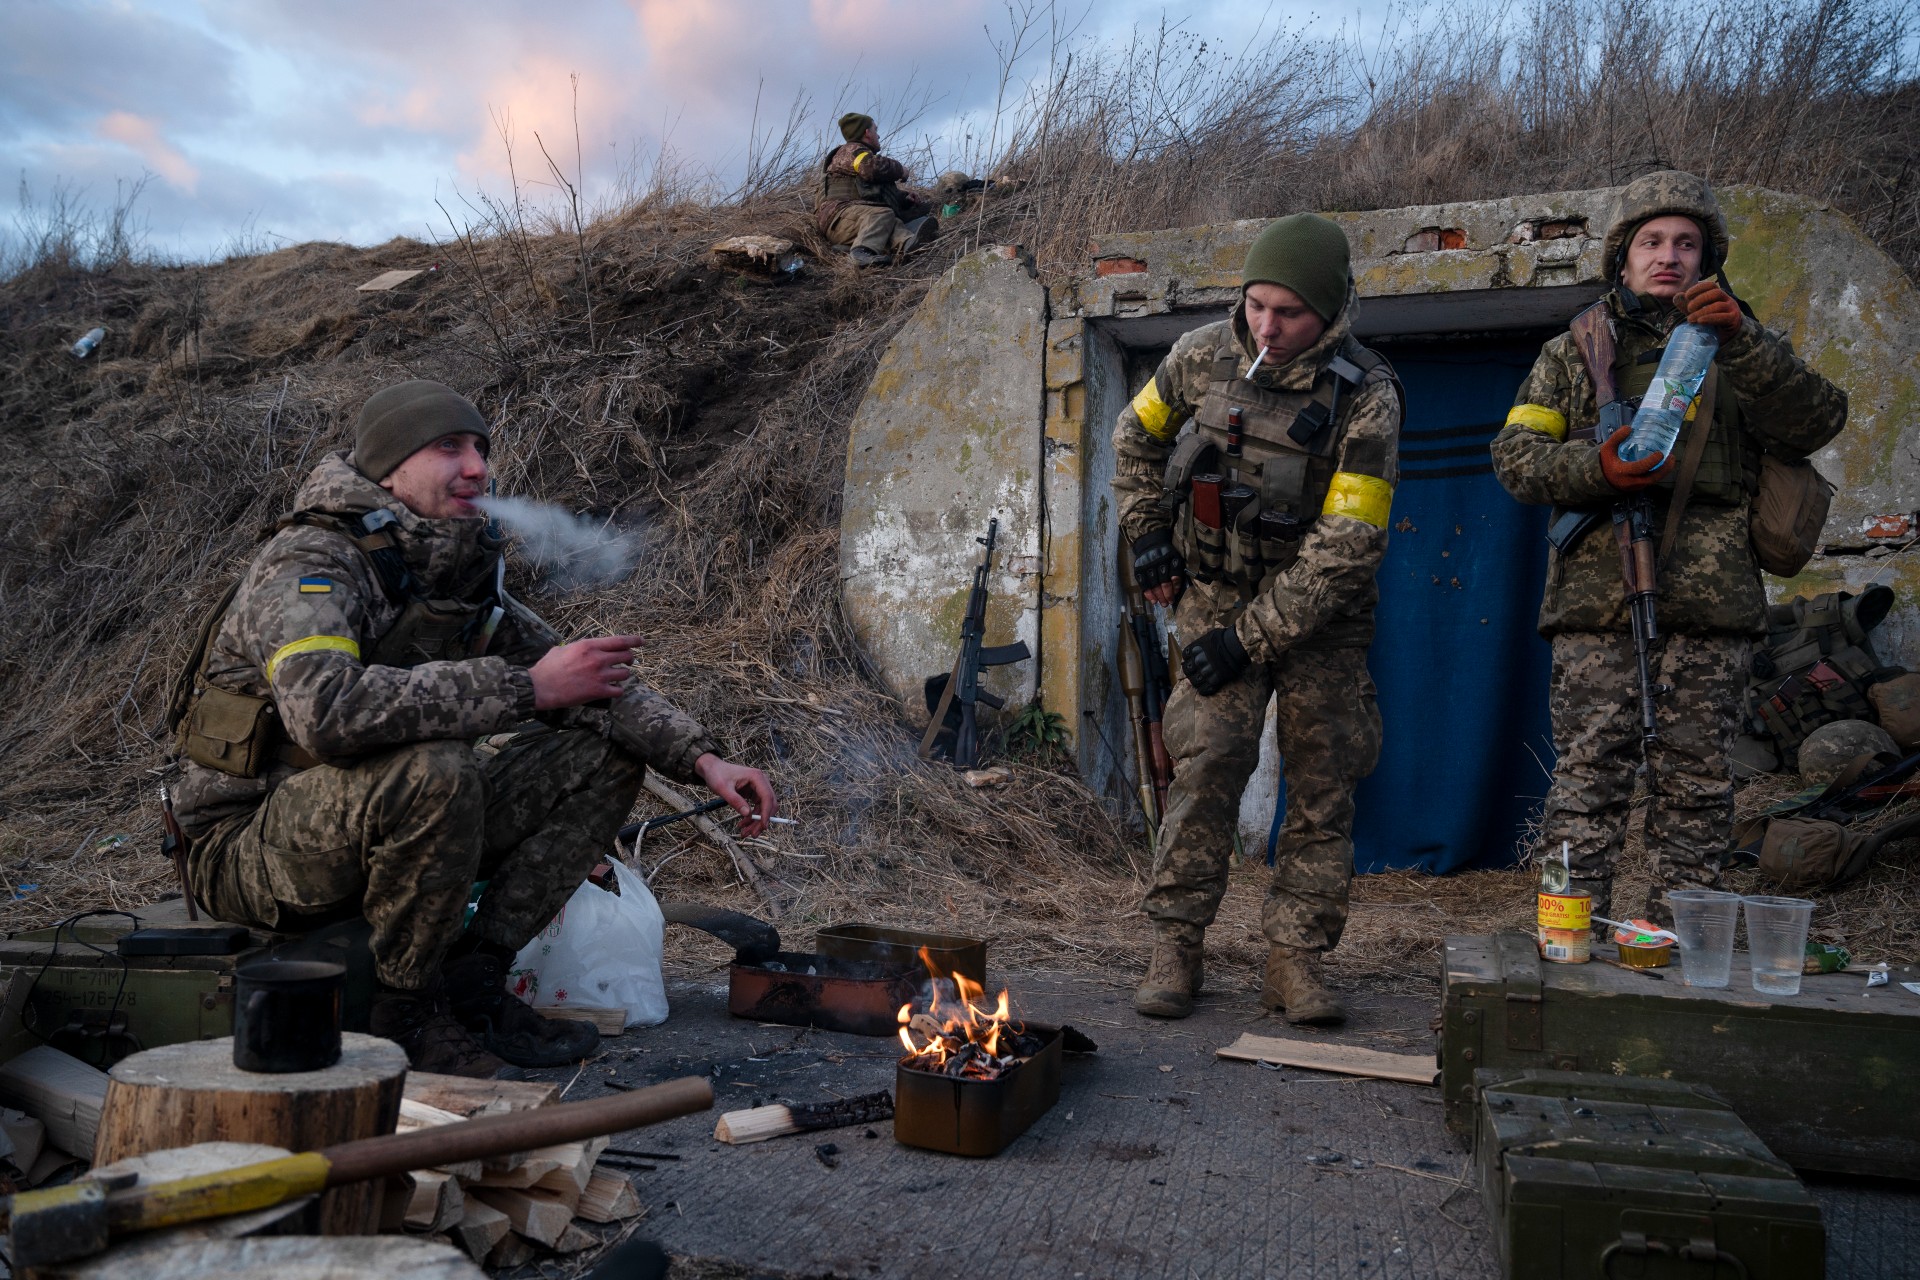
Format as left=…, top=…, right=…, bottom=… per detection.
left=70, top=327, right=106, bottom=359
left=1618, top=323, right=1718, bottom=464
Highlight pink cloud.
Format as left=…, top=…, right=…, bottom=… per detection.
left=96, top=110, right=199, bottom=192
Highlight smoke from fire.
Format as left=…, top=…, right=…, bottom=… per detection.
left=477, top=496, right=639, bottom=592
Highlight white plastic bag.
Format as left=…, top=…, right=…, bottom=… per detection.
left=508, top=859, right=668, bottom=1029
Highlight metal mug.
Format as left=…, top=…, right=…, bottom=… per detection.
left=232, top=959, right=345, bottom=1073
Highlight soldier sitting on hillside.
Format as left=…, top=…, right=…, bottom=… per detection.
left=816, top=112, right=940, bottom=268
left=170, top=380, right=778, bottom=1078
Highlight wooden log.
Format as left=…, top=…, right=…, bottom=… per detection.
left=714, top=1089, right=894, bottom=1144
left=551, top=1222, right=599, bottom=1252
left=450, top=1198, right=510, bottom=1261
left=486, top=1231, right=538, bottom=1269
left=95, top=1032, right=407, bottom=1235
left=533, top=1135, right=606, bottom=1196
left=0, top=1044, right=108, bottom=1158
left=469, top=1185, right=576, bottom=1245
left=405, top=1170, right=465, bottom=1235
left=575, top=1167, right=643, bottom=1223
left=404, top=1071, right=557, bottom=1116
left=93, top=1141, right=316, bottom=1241
left=45, top=1234, right=487, bottom=1280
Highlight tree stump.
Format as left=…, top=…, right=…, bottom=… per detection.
left=95, top=1033, right=406, bottom=1234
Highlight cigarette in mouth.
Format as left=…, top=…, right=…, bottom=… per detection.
left=1245, top=347, right=1268, bottom=380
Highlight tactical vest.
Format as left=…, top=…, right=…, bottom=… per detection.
left=1615, top=348, right=1754, bottom=506
left=1160, top=332, right=1396, bottom=595
left=1746, top=586, right=1902, bottom=765
left=168, top=510, right=503, bottom=779
left=820, top=145, right=881, bottom=205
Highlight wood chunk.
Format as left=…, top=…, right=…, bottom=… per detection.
left=486, top=1231, right=538, bottom=1269
left=403, top=1072, right=557, bottom=1117
left=378, top=1173, right=415, bottom=1233
left=472, top=1141, right=572, bottom=1190
left=551, top=1222, right=599, bottom=1253
left=357, top=268, right=424, bottom=292
left=451, top=1198, right=510, bottom=1262
left=405, top=1169, right=466, bottom=1235
left=0, top=1045, right=108, bottom=1158
left=715, top=1090, right=893, bottom=1144
left=1215, top=1033, right=1439, bottom=1085
left=533, top=1136, right=606, bottom=1196
left=575, top=1167, right=643, bottom=1224
left=0, top=1106, right=45, bottom=1172
left=538, top=1003, right=627, bottom=1034
left=469, top=1185, right=576, bottom=1246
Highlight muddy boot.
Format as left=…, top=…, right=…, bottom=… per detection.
left=369, top=986, right=515, bottom=1079
left=849, top=246, right=890, bottom=268
left=444, top=951, right=600, bottom=1067
left=1134, top=937, right=1203, bottom=1019
left=1260, top=947, right=1346, bottom=1026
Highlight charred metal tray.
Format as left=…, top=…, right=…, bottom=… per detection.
left=728, top=951, right=918, bottom=1037
left=815, top=924, right=987, bottom=986
left=893, top=1023, right=1063, bottom=1157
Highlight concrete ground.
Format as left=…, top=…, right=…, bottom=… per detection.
left=530, top=968, right=1918, bottom=1280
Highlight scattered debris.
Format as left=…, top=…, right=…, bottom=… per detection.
left=813, top=1141, right=840, bottom=1169
left=356, top=268, right=426, bottom=292
left=1216, top=1033, right=1438, bottom=1086
left=69, top=327, right=106, bottom=358
left=964, top=767, right=1012, bottom=788
left=710, top=235, right=804, bottom=276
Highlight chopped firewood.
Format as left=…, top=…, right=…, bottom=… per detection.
left=378, top=1172, right=415, bottom=1233
left=404, top=1071, right=557, bottom=1116
left=532, top=1136, right=607, bottom=1196
left=575, top=1168, right=644, bottom=1224
left=715, top=1090, right=894, bottom=1145
left=551, top=1222, right=600, bottom=1253
left=473, top=1135, right=605, bottom=1191
left=451, top=1197, right=510, bottom=1261
left=0, top=1045, right=108, bottom=1158
left=1215, top=1033, right=1438, bottom=1085
left=405, top=1169, right=465, bottom=1234
left=536, top=1003, right=628, bottom=1034
left=469, top=1185, right=577, bottom=1246
left=486, top=1230, right=538, bottom=1269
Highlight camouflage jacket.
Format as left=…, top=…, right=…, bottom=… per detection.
left=816, top=140, right=909, bottom=229
left=174, top=451, right=717, bottom=834
left=1491, top=289, right=1848, bottom=637
left=1111, top=292, right=1403, bottom=662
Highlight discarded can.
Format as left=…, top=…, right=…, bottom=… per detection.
left=71, top=327, right=106, bottom=358
left=1537, top=891, right=1591, bottom=964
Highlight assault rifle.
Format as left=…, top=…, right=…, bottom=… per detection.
left=1118, top=549, right=1173, bottom=822
left=919, top=518, right=1032, bottom=769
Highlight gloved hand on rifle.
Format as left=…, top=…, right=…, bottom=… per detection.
left=1132, top=529, right=1185, bottom=606
left=1678, top=280, right=1745, bottom=343
left=1599, top=425, right=1664, bottom=493
left=1182, top=626, right=1249, bottom=697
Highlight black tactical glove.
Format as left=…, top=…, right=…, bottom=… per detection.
left=1132, top=529, right=1185, bottom=594
left=1182, top=626, right=1250, bottom=697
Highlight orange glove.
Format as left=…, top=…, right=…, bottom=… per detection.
left=1599, top=425, right=1663, bottom=493
left=1680, top=280, right=1744, bottom=342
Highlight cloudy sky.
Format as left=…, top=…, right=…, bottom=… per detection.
left=0, top=0, right=1380, bottom=262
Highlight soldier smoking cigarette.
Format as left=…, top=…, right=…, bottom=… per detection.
left=1245, top=346, right=1268, bottom=380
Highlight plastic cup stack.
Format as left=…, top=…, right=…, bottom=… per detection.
left=1744, top=895, right=1816, bottom=997
left=1667, top=889, right=1742, bottom=988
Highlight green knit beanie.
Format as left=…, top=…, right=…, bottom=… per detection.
left=839, top=112, right=875, bottom=142
left=354, top=380, right=489, bottom=481
left=1242, top=213, right=1351, bottom=322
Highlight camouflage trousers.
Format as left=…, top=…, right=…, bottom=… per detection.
left=1145, top=585, right=1383, bottom=952
left=191, top=728, right=644, bottom=989
left=825, top=203, right=921, bottom=254
left=1536, top=631, right=1749, bottom=925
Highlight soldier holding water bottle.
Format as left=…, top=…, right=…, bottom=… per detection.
left=1490, top=171, right=1849, bottom=930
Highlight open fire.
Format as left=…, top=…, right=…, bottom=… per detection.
left=896, top=947, right=1045, bottom=1081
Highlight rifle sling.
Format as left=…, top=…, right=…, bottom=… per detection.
left=918, top=660, right=962, bottom=760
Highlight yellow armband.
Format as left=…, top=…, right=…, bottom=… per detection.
left=1129, top=378, right=1186, bottom=443
left=267, top=635, right=361, bottom=682
left=1505, top=404, right=1568, bottom=441
left=1322, top=472, right=1393, bottom=528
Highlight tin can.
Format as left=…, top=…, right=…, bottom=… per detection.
left=1537, top=891, right=1591, bottom=964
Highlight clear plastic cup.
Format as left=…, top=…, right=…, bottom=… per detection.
left=1745, top=895, right=1815, bottom=997
left=1667, top=889, right=1741, bottom=988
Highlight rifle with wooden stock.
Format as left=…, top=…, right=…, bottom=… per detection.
left=1118, top=549, right=1173, bottom=823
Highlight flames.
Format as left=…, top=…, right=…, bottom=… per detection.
left=896, top=947, right=1026, bottom=1080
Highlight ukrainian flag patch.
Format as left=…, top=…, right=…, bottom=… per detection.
left=298, top=577, right=332, bottom=594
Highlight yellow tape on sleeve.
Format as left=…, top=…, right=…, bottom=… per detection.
left=267, top=635, right=361, bottom=682
left=1129, top=378, right=1186, bottom=442
left=851, top=150, right=871, bottom=174
left=1505, top=403, right=1568, bottom=441
left=1322, top=472, right=1394, bottom=529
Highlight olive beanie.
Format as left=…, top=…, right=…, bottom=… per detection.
left=1242, top=213, right=1351, bottom=322
left=354, top=380, right=489, bottom=481
left=839, top=112, right=875, bottom=142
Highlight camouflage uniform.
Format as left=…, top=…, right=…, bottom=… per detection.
left=815, top=141, right=931, bottom=255
left=1112, top=290, right=1401, bottom=953
left=1490, top=172, right=1848, bottom=923
left=176, top=452, right=717, bottom=989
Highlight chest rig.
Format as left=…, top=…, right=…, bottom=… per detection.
left=820, top=145, right=883, bottom=205
left=1159, top=332, right=1390, bottom=594
left=1612, top=345, right=1754, bottom=507
left=169, top=510, right=505, bottom=779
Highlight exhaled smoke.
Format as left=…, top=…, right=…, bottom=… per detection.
left=476, top=496, right=639, bottom=592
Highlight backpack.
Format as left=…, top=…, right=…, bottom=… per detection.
left=1746, top=586, right=1903, bottom=768
left=1731, top=750, right=1920, bottom=890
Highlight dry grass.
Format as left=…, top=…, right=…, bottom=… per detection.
left=1, top=0, right=1916, bottom=990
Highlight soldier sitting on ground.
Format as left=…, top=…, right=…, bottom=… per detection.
left=1490, top=171, right=1848, bottom=929
left=816, top=112, right=941, bottom=268
left=171, top=380, right=778, bottom=1078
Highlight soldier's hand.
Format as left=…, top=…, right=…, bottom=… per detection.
left=1599, top=426, right=1663, bottom=493
left=1679, top=280, right=1744, bottom=343
left=529, top=635, right=641, bottom=710
left=695, top=753, right=779, bottom=837
left=1133, top=529, right=1186, bottom=607
left=1181, top=626, right=1250, bottom=697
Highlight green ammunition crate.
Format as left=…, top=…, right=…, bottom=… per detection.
left=1441, top=933, right=1920, bottom=1177
left=1476, top=1070, right=1824, bottom=1280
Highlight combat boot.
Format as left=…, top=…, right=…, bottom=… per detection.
left=849, top=246, right=891, bottom=268
left=444, top=951, right=601, bottom=1067
left=368, top=986, right=515, bottom=1079
left=1260, top=947, right=1346, bottom=1026
left=1134, top=937, right=1203, bottom=1019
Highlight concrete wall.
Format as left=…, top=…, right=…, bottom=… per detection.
left=840, top=186, right=1920, bottom=788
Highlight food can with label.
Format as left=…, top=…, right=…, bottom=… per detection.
left=1537, top=891, right=1591, bottom=964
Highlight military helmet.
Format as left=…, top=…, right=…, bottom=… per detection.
left=1602, top=170, right=1731, bottom=282
left=1797, top=719, right=1898, bottom=787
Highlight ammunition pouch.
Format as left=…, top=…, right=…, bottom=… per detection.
left=368, top=596, right=497, bottom=667
left=182, top=684, right=281, bottom=779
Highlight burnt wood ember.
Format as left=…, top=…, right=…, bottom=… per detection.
left=895, top=1024, right=1069, bottom=1157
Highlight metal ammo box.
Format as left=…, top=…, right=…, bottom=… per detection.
left=1476, top=1069, right=1824, bottom=1280
left=1441, top=933, right=1920, bottom=1177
